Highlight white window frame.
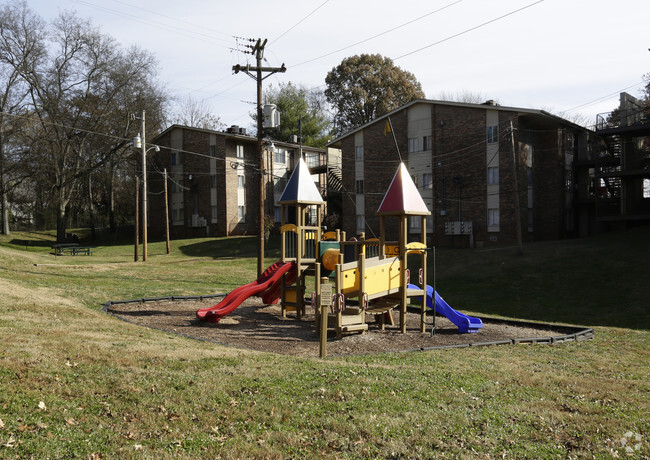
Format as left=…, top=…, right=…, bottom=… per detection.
left=422, top=135, right=431, bottom=152
left=356, top=215, right=365, bottom=233
left=487, top=125, right=499, bottom=144
left=488, top=208, right=500, bottom=229
left=408, top=137, right=418, bottom=153
left=422, top=173, right=432, bottom=190
left=236, top=144, right=244, bottom=159
left=238, top=205, right=245, bottom=222
left=274, top=148, right=285, bottom=164
left=487, top=167, right=499, bottom=185
left=355, top=145, right=364, bottom=161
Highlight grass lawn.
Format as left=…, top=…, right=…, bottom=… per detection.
left=0, top=227, right=648, bottom=458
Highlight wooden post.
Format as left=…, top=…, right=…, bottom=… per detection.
left=163, top=168, right=170, bottom=255
left=400, top=216, right=408, bottom=334
left=420, top=215, right=427, bottom=333
left=379, top=216, right=385, bottom=260
left=335, top=252, right=344, bottom=339
left=318, top=268, right=331, bottom=359
left=134, top=176, right=139, bottom=262
left=296, top=204, right=304, bottom=320
left=359, top=246, right=366, bottom=331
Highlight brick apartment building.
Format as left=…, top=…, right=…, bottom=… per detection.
left=148, top=124, right=334, bottom=239
left=327, top=99, right=601, bottom=248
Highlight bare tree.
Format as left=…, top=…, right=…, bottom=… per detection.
left=0, top=0, right=45, bottom=234
left=433, top=90, right=492, bottom=104
left=171, top=95, right=224, bottom=131
left=15, top=10, right=165, bottom=242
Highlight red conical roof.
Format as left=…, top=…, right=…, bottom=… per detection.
left=377, top=163, right=430, bottom=216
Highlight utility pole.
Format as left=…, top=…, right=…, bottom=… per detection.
left=140, top=111, right=148, bottom=262
left=510, top=121, right=524, bottom=256
left=134, top=176, right=139, bottom=262
left=133, top=111, right=159, bottom=262
left=164, top=168, right=170, bottom=255
left=232, top=38, right=286, bottom=278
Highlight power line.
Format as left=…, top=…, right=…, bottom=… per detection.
left=562, top=81, right=644, bottom=113
left=270, top=0, right=331, bottom=46
left=73, top=0, right=232, bottom=46
left=293, top=0, right=463, bottom=68
left=394, top=0, right=544, bottom=61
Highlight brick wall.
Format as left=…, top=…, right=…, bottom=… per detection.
left=149, top=127, right=261, bottom=239
left=336, top=102, right=581, bottom=248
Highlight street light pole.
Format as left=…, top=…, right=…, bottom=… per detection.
left=133, top=110, right=159, bottom=262
left=141, top=110, right=148, bottom=262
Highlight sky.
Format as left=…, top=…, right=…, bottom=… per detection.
left=26, top=0, right=650, bottom=131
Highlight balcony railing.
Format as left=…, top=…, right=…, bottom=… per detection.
left=596, top=107, right=649, bottom=131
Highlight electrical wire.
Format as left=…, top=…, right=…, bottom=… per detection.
left=292, top=0, right=463, bottom=68
left=269, top=0, right=331, bottom=46
left=394, top=0, right=544, bottom=61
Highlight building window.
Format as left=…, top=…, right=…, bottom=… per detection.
left=567, top=132, right=575, bottom=150
left=422, top=173, right=432, bottom=189
left=211, top=175, right=217, bottom=188
left=210, top=145, right=217, bottom=157
left=305, top=152, right=319, bottom=168
left=274, top=148, right=285, bottom=164
left=238, top=174, right=245, bottom=189
left=274, top=177, right=287, bottom=192
left=236, top=145, right=244, bottom=159
left=211, top=205, right=218, bottom=221
left=410, top=216, right=421, bottom=229
left=487, top=167, right=499, bottom=185
left=355, top=179, right=364, bottom=194
left=355, top=146, right=364, bottom=161
left=422, top=135, right=432, bottom=152
left=565, top=170, right=573, bottom=191
left=408, top=137, right=418, bottom=153
left=171, top=179, right=183, bottom=193
left=644, top=178, right=650, bottom=198
left=170, top=152, right=177, bottom=165
left=356, top=215, right=365, bottom=232
left=487, top=125, right=499, bottom=144
left=238, top=205, right=245, bottom=222
left=488, top=209, right=500, bottom=227
left=274, top=206, right=281, bottom=222
left=172, top=207, right=184, bottom=224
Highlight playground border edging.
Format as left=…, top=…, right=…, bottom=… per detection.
left=102, top=296, right=594, bottom=355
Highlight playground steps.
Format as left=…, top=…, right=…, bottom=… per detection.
left=327, top=307, right=368, bottom=338
left=366, top=298, right=397, bottom=330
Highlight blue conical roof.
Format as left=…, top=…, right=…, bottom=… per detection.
left=278, top=157, right=324, bottom=204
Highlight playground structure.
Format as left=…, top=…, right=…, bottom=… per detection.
left=197, top=158, right=482, bottom=355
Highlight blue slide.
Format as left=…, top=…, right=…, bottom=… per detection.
left=408, top=284, right=483, bottom=333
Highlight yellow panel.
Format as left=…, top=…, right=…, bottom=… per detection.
left=323, top=231, right=337, bottom=241
left=340, top=259, right=402, bottom=297
left=385, top=244, right=399, bottom=257
left=340, top=268, right=359, bottom=294
left=284, top=288, right=297, bottom=303
left=406, top=241, right=427, bottom=254
left=281, top=223, right=298, bottom=234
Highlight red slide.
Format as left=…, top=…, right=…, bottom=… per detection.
left=196, top=261, right=296, bottom=323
